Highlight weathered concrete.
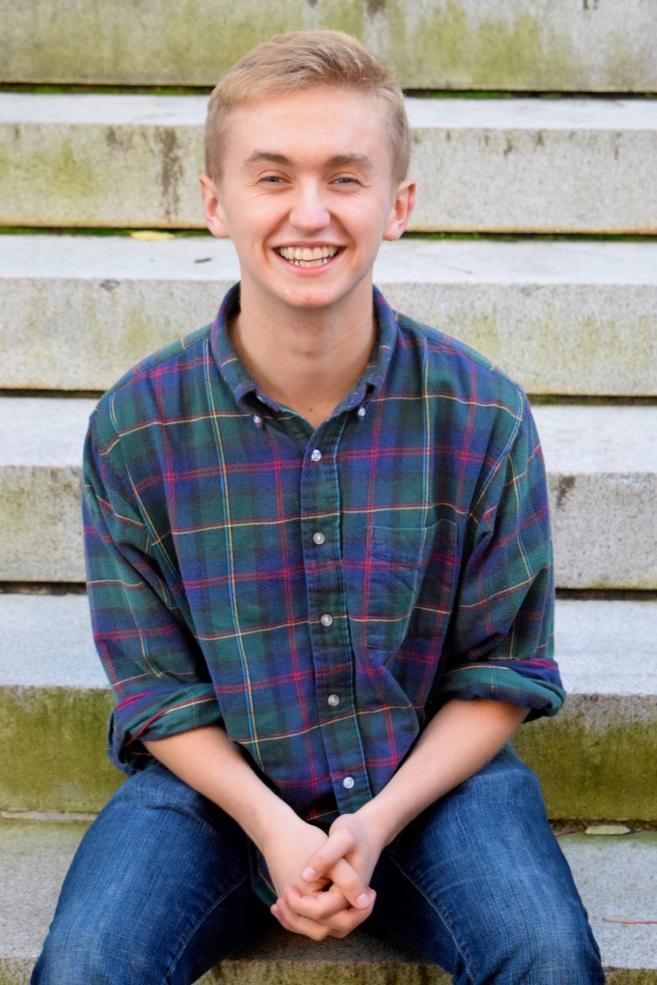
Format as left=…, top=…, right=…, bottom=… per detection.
left=1, top=398, right=656, bottom=587
left=536, top=405, right=657, bottom=589
left=2, top=94, right=657, bottom=232
left=2, top=593, right=657, bottom=819
left=1, top=819, right=655, bottom=983
left=3, top=595, right=655, bottom=698
left=0, top=398, right=93, bottom=582
left=518, top=600, right=657, bottom=819
left=555, top=599, right=657, bottom=697
left=3, top=235, right=657, bottom=396
left=0, top=594, right=103, bottom=688
left=2, top=0, right=657, bottom=92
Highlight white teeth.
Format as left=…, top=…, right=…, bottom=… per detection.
left=278, top=245, right=338, bottom=264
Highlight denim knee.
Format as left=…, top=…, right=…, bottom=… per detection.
left=471, top=909, right=605, bottom=985
left=32, top=911, right=171, bottom=984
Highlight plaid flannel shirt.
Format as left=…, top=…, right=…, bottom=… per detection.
left=82, top=283, right=564, bottom=902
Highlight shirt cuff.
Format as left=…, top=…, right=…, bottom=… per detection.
left=435, top=664, right=565, bottom=720
left=107, top=683, right=223, bottom=774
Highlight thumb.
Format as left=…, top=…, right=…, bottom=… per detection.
left=301, top=827, right=353, bottom=882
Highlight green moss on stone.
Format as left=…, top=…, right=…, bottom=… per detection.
left=44, top=136, right=102, bottom=207
left=382, top=0, right=579, bottom=91
left=0, top=686, right=122, bottom=812
left=3, top=682, right=657, bottom=820
left=4, top=0, right=657, bottom=90
left=604, top=972, right=657, bottom=985
left=320, top=0, right=366, bottom=40
left=205, top=959, right=450, bottom=985
left=0, top=124, right=102, bottom=226
left=515, top=702, right=657, bottom=822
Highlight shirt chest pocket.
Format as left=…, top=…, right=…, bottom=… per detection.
left=350, top=518, right=457, bottom=657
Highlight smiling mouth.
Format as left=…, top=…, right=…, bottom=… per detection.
left=275, top=245, right=341, bottom=267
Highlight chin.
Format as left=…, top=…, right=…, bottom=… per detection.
left=280, top=286, right=345, bottom=310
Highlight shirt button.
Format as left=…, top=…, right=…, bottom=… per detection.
left=320, top=613, right=333, bottom=627
left=311, top=449, right=322, bottom=462
left=252, top=414, right=263, bottom=428
left=342, top=776, right=355, bottom=790
left=327, top=693, right=340, bottom=707
left=357, top=406, right=366, bottom=418
left=312, top=532, right=326, bottom=545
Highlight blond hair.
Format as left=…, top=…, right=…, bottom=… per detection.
left=204, top=30, right=410, bottom=185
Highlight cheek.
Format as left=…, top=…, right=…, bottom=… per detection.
left=354, top=212, right=391, bottom=248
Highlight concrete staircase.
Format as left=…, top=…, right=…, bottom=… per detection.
left=1, top=3, right=656, bottom=981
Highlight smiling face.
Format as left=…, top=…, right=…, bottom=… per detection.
left=200, top=85, right=415, bottom=320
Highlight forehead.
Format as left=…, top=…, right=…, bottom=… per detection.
left=223, top=85, right=392, bottom=173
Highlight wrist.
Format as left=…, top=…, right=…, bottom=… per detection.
left=251, top=795, right=303, bottom=855
left=353, top=798, right=395, bottom=851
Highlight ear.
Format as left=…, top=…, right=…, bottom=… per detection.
left=199, top=173, right=230, bottom=238
left=382, top=178, right=416, bottom=241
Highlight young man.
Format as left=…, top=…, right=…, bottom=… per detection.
left=32, top=30, right=604, bottom=984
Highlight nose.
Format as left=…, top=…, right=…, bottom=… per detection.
left=288, top=180, right=331, bottom=232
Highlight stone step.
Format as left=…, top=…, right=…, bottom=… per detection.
left=3, top=0, right=656, bottom=92
left=1, top=592, right=655, bottom=820
left=1, top=397, right=655, bottom=589
left=2, top=235, right=657, bottom=397
left=2, top=94, right=657, bottom=232
left=1, top=816, right=655, bottom=983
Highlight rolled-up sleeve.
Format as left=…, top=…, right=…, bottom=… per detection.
left=82, top=417, right=223, bottom=775
left=436, top=392, right=565, bottom=720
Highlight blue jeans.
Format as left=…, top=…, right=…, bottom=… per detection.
left=31, top=745, right=604, bottom=984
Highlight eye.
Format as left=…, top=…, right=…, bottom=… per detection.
left=333, top=176, right=360, bottom=185
left=258, top=174, right=286, bottom=185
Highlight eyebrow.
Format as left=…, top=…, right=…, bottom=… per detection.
left=241, top=151, right=375, bottom=173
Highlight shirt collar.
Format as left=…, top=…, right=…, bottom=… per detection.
left=210, top=281, right=398, bottom=414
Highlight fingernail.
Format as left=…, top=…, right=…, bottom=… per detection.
left=302, top=866, right=316, bottom=881
left=356, top=892, right=370, bottom=908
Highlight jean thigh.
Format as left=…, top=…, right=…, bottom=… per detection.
left=31, top=759, right=272, bottom=984
left=369, top=745, right=604, bottom=984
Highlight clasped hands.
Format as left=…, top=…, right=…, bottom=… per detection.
left=266, top=811, right=383, bottom=941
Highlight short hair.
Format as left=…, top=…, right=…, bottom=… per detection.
left=204, top=30, right=411, bottom=186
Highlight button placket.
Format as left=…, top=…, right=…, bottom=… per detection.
left=299, top=417, right=372, bottom=812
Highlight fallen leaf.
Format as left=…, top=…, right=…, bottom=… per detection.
left=130, top=230, right=176, bottom=241
left=584, top=824, right=632, bottom=836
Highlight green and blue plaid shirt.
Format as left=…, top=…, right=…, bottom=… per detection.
left=83, top=282, right=563, bottom=848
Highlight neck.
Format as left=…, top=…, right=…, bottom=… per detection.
left=230, top=279, right=376, bottom=428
